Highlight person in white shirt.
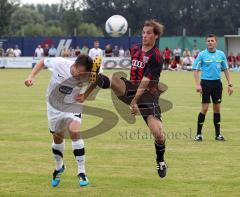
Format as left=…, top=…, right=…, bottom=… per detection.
left=49, top=45, right=57, bottom=57
left=24, top=55, right=98, bottom=188
left=173, top=46, right=182, bottom=65
left=34, top=45, right=44, bottom=58
left=89, top=41, right=103, bottom=73
left=13, top=45, right=21, bottom=57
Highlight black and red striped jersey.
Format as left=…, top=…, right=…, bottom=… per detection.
left=130, top=44, right=163, bottom=93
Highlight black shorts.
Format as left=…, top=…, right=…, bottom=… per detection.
left=118, top=77, right=162, bottom=124
left=175, top=56, right=180, bottom=63
left=201, top=80, right=222, bottom=104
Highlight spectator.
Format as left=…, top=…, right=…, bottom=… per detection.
left=34, top=45, right=44, bottom=58
left=61, top=47, right=70, bottom=57
left=0, top=47, right=4, bottom=57
left=119, top=46, right=125, bottom=57
left=80, top=44, right=89, bottom=55
left=43, top=44, right=49, bottom=57
left=104, top=44, right=113, bottom=57
left=88, top=40, right=103, bottom=59
left=13, top=45, right=21, bottom=57
left=6, top=47, right=15, bottom=57
left=163, top=47, right=172, bottom=69
left=48, top=45, right=57, bottom=57
left=173, top=46, right=182, bottom=65
left=113, top=45, right=119, bottom=57
left=124, top=49, right=130, bottom=57
left=235, top=53, right=240, bottom=67
left=227, top=52, right=236, bottom=68
left=69, top=47, right=75, bottom=57
left=182, top=48, right=193, bottom=70
left=75, top=46, right=81, bottom=56
left=192, top=46, right=200, bottom=59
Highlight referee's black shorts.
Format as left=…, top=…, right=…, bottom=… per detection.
left=118, top=77, right=162, bottom=124
left=201, top=79, right=223, bottom=104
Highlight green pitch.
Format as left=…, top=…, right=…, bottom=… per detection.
left=0, top=69, right=239, bottom=197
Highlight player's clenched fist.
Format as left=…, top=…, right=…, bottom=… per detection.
left=24, top=77, right=34, bottom=87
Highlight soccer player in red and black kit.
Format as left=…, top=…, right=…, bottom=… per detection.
left=96, top=20, right=167, bottom=178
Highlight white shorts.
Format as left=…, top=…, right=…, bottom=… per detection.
left=47, top=103, right=82, bottom=133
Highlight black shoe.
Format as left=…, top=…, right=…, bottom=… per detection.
left=194, top=134, right=203, bottom=141
left=156, top=161, right=168, bottom=178
left=215, top=135, right=225, bottom=141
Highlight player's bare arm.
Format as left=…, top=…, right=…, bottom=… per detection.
left=24, top=59, right=45, bottom=87
left=193, top=70, right=202, bottom=93
left=75, top=83, right=97, bottom=103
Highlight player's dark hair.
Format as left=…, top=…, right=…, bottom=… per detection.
left=75, top=54, right=93, bottom=71
left=143, top=20, right=165, bottom=38
left=206, top=34, right=217, bottom=41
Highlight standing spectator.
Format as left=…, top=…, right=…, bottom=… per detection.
left=13, top=45, right=21, bottom=57
left=69, top=47, right=75, bottom=57
left=6, top=48, right=15, bottom=57
left=227, top=52, right=236, bottom=68
left=34, top=45, right=44, bottom=58
left=0, top=47, right=4, bottom=56
left=43, top=44, right=49, bottom=57
left=104, top=44, right=113, bottom=57
left=61, top=47, right=70, bottom=57
left=88, top=40, right=103, bottom=59
left=75, top=46, right=81, bottom=56
left=119, top=46, right=125, bottom=57
left=192, top=46, right=200, bottom=59
left=124, top=49, right=130, bottom=57
left=48, top=45, right=57, bottom=57
left=113, top=45, right=119, bottom=57
left=163, top=47, right=172, bottom=69
left=80, top=44, right=89, bottom=55
left=173, top=46, right=182, bottom=65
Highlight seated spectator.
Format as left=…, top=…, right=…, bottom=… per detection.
left=43, top=44, right=49, bottom=57
left=61, top=47, right=70, bottom=57
left=227, top=52, right=236, bottom=68
left=48, top=45, right=57, bottom=57
left=80, top=44, right=89, bottom=55
left=113, top=45, right=119, bottom=57
left=163, top=46, right=172, bottom=70
left=6, top=48, right=14, bottom=57
left=0, top=47, right=4, bottom=56
left=235, top=53, right=240, bottom=67
left=182, top=48, right=193, bottom=70
left=13, top=45, right=21, bottom=57
left=105, top=44, right=113, bottom=57
left=119, top=46, right=125, bottom=57
left=75, top=46, right=81, bottom=56
left=192, top=46, right=200, bottom=59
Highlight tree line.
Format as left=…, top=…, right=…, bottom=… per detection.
left=0, top=0, right=239, bottom=37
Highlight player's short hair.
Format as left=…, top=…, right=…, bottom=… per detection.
left=143, top=20, right=165, bottom=37
left=206, top=34, right=217, bottom=41
left=75, top=54, right=93, bottom=71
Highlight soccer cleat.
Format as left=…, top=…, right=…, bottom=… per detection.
left=51, top=165, right=65, bottom=187
left=215, top=134, right=225, bottom=141
left=194, top=134, right=203, bottom=141
left=78, top=173, right=89, bottom=187
left=90, top=56, right=102, bottom=83
left=156, top=161, right=168, bottom=178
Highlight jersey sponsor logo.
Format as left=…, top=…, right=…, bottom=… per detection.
left=59, top=85, right=73, bottom=94
left=58, top=74, right=64, bottom=78
left=132, top=60, right=145, bottom=68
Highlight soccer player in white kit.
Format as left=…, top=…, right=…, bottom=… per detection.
left=25, top=55, right=97, bottom=187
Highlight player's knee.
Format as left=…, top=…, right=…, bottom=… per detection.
left=53, top=133, right=64, bottom=144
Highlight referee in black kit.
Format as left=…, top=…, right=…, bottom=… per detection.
left=192, top=34, right=233, bottom=141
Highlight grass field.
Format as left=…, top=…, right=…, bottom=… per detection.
left=0, top=69, right=239, bottom=197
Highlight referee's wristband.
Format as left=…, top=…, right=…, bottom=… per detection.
left=228, top=84, right=233, bottom=87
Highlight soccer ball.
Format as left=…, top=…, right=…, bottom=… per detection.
left=105, top=15, right=128, bottom=37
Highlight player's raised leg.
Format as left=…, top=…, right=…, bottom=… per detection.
left=51, top=132, right=65, bottom=187
left=68, top=119, right=89, bottom=187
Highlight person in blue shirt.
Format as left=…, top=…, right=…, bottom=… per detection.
left=192, top=34, right=233, bottom=141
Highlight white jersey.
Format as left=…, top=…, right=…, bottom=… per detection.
left=44, top=57, right=89, bottom=113
left=173, top=48, right=182, bottom=57
left=44, top=57, right=89, bottom=132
